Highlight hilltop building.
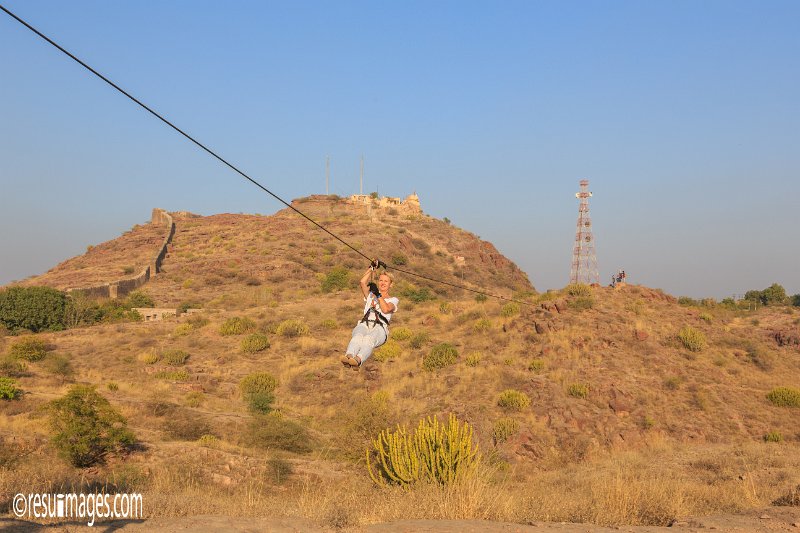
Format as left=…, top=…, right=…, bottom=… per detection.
left=348, top=192, right=421, bottom=214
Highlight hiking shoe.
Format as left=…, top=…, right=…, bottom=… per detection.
left=348, top=356, right=362, bottom=368
left=340, top=355, right=355, bottom=367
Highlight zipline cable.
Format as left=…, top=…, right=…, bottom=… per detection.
left=1, top=4, right=532, bottom=306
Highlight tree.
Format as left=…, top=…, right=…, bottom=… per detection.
left=761, top=283, right=787, bottom=305
left=792, top=294, right=800, bottom=307
left=0, top=286, right=67, bottom=332
left=49, top=385, right=135, bottom=467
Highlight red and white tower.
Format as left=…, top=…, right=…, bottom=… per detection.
left=570, top=179, right=599, bottom=285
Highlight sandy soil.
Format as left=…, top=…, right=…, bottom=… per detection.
left=3, top=506, right=800, bottom=532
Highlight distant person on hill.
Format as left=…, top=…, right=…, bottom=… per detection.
left=340, top=260, right=399, bottom=368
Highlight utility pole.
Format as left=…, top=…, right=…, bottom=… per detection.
left=325, top=155, right=330, bottom=195
left=569, top=179, right=599, bottom=285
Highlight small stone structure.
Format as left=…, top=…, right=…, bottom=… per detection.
left=67, top=208, right=175, bottom=299
left=348, top=193, right=421, bottom=213
left=134, top=308, right=177, bottom=322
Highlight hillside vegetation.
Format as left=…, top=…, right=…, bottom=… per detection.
left=2, top=197, right=799, bottom=529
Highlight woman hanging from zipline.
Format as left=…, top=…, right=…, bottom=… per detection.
left=340, top=260, right=399, bottom=369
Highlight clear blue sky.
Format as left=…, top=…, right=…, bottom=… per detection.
left=1, top=1, right=798, bottom=298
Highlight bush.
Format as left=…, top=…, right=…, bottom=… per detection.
left=321, top=318, right=338, bottom=330
left=247, top=392, right=275, bottom=414
left=173, top=323, right=194, bottom=336
left=240, top=372, right=278, bottom=398
left=678, top=326, right=707, bottom=352
left=44, top=354, right=73, bottom=383
left=366, top=414, right=480, bottom=487
left=400, top=285, right=436, bottom=303
left=472, top=318, right=492, bottom=334
left=498, top=389, right=530, bottom=411
left=565, top=283, right=592, bottom=297
left=492, top=417, right=520, bottom=444
left=0, top=356, right=27, bottom=377
left=162, top=349, right=189, bottom=366
left=219, top=317, right=256, bottom=336
left=391, top=253, right=408, bottom=266
left=475, top=293, right=488, bottom=303
left=764, top=431, right=783, bottom=443
left=699, top=312, right=713, bottom=323
left=409, top=331, right=430, bottom=349
left=391, top=327, right=412, bottom=341
left=0, top=377, right=22, bottom=400
left=49, top=385, right=135, bottom=467
left=139, top=352, right=160, bottom=365
left=186, top=314, right=209, bottom=328
left=422, top=343, right=458, bottom=371
left=154, top=370, right=190, bottom=381
left=276, top=319, right=309, bottom=338
left=321, top=266, right=350, bottom=293
left=569, top=296, right=594, bottom=311
left=465, top=352, right=481, bottom=367
left=0, top=286, right=67, bottom=332
left=373, top=339, right=401, bottom=362
left=528, top=359, right=545, bottom=372
left=9, top=337, right=49, bottom=362
left=766, top=387, right=800, bottom=407
left=567, top=382, right=590, bottom=399
left=125, top=290, right=155, bottom=308
left=247, top=415, right=313, bottom=453
left=241, top=333, right=270, bottom=353
left=438, top=302, right=451, bottom=314
left=501, top=302, right=520, bottom=317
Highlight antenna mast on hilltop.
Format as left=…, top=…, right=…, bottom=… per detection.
left=325, top=155, right=330, bottom=195
left=570, top=179, right=599, bottom=285
left=359, top=155, right=364, bottom=195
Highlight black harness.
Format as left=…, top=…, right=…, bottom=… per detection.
left=360, top=296, right=390, bottom=330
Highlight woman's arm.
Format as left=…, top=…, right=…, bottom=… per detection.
left=376, top=297, right=396, bottom=314
left=359, top=267, right=372, bottom=299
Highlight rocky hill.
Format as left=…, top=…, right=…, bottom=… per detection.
left=2, top=196, right=800, bottom=530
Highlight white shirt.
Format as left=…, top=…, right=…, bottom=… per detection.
left=362, top=293, right=399, bottom=324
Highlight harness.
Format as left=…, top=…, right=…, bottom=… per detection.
left=360, top=294, right=390, bottom=331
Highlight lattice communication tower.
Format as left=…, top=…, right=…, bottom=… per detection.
left=570, top=179, right=599, bottom=285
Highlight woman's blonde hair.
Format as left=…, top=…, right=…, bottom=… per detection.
left=378, top=271, right=394, bottom=286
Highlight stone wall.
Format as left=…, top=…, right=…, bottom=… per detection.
left=67, top=208, right=175, bottom=299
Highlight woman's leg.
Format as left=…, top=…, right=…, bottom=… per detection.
left=357, top=326, right=387, bottom=364
left=346, top=323, right=370, bottom=357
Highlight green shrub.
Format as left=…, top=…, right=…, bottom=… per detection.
left=438, top=302, right=452, bottom=314
left=0, top=286, right=67, bottom=332
left=567, top=382, right=590, bottom=399
left=391, top=327, right=412, bottom=341
left=465, top=352, right=481, bottom=367
left=422, top=343, right=458, bottom=371
left=492, top=417, right=520, bottom=444
left=699, top=312, right=713, bottom=323
left=664, top=376, right=683, bottom=390
left=391, top=253, right=408, bottom=266
left=219, top=316, right=256, bottom=336
left=241, top=333, right=270, bottom=353
left=501, top=302, right=520, bottom=317
left=162, top=349, right=189, bottom=366
left=276, top=319, right=309, bottom=338
left=678, top=296, right=700, bottom=307
left=240, top=372, right=278, bottom=398
left=173, top=323, right=194, bottom=336
left=186, top=314, right=209, bottom=328
left=0, top=356, right=27, bottom=377
left=472, top=318, right=492, bottom=334
left=374, top=339, right=401, bottom=362
left=247, top=392, right=275, bottom=414
left=366, top=414, right=480, bottom=487
left=9, top=337, right=49, bottom=362
left=565, top=283, right=592, bottom=297
left=321, top=318, right=338, bottom=330
left=139, top=352, right=160, bottom=365
left=400, top=285, right=436, bottom=303
left=0, top=377, right=22, bottom=400
left=569, top=296, right=594, bottom=311
left=409, top=331, right=430, bottom=349
left=475, top=293, right=488, bottom=303
left=321, top=266, right=350, bottom=293
left=764, top=431, right=783, bottom=443
left=766, top=387, right=800, bottom=407
left=48, top=385, right=135, bottom=467
left=678, top=326, right=707, bottom=352
left=528, top=359, right=545, bottom=372
left=247, top=414, right=313, bottom=453
left=125, top=290, right=155, bottom=308
left=154, top=370, right=190, bottom=381
left=498, top=389, right=531, bottom=411
left=107, top=382, right=119, bottom=392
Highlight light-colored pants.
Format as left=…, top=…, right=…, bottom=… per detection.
left=346, top=322, right=387, bottom=363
